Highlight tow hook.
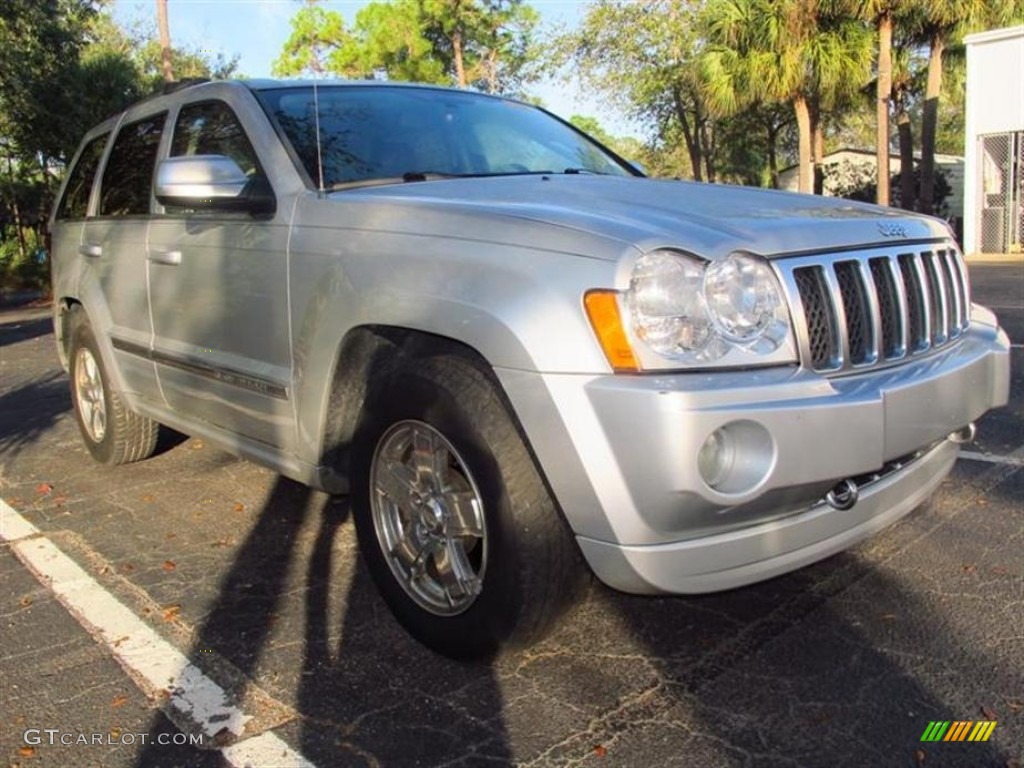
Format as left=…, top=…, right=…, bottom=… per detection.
left=948, top=423, right=977, bottom=445
left=826, top=478, right=859, bottom=510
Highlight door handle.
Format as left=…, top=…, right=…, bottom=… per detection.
left=79, top=243, right=102, bottom=258
left=148, top=249, right=182, bottom=266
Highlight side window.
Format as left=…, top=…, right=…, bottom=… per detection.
left=99, top=113, right=166, bottom=217
left=56, top=133, right=109, bottom=220
left=171, top=101, right=258, bottom=176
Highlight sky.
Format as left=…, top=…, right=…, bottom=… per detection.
left=108, top=0, right=640, bottom=136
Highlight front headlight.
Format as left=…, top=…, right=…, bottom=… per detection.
left=592, top=249, right=796, bottom=370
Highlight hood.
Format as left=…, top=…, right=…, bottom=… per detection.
left=340, top=175, right=952, bottom=260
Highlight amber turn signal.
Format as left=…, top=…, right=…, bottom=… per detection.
left=584, top=290, right=639, bottom=372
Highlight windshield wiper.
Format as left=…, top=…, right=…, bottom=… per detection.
left=562, top=168, right=607, bottom=175
left=401, top=171, right=468, bottom=182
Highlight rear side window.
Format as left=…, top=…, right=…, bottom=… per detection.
left=171, top=100, right=258, bottom=176
left=99, top=113, right=167, bottom=216
left=57, top=134, right=109, bottom=220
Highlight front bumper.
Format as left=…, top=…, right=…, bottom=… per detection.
left=497, top=317, right=1010, bottom=595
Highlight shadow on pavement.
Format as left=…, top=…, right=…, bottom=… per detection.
left=573, top=518, right=1020, bottom=767
left=0, top=315, right=52, bottom=347
left=0, top=373, right=69, bottom=459
left=296, top=499, right=512, bottom=766
left=131, top=477, right=512, bottom=767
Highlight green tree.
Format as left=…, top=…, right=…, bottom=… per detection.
left=561, top=1, right=717, bottom=181
left=272, top=0, right=350, bottom=77
left=854, top=0, right=904, bottom=204
left=274, top=0, right=540, bottom=95
left=703, top=0, right=874, bottom=194
left=917, top=0, right=1022, bottom=214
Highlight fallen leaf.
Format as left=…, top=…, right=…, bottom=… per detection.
left=212, top=727, right=232, bottom=747
left=980, top=704, right=998, bottom=720
left=120, top=563, right=135, bottom=574
left=109, top=728, right=121, bottom=739
left=35, top=483, right=53, bottom=495
left=191, top=439, right=204, bottom=450
left=880, top=613, right=897, bottom=621
left=111, top=694, right=128, bottom=708
left=211, top=536, right=235, bottom=548
left=162, top=604, right=181, bottom=622
left=1006, top=698, right=1023, bottom=713
left=162, top=560, right=176, bottom=572
left=18, top=745, right=35, bottom=757
left=53, top=495, right=68, bottom=508
left=165, top=533, right=177, bottom=540
left=233, top=502, right=245, bottom=513
left=97, top=565, right=111, bottom=576
left=19, top=596, right=32, bottom=607
left=991, top=565, right=1009, bottom=575
left=594, top=745, right=607, bottom=758
left=977, top=497, right=989, bottom=506
left=141, top=494, right=155, bottom=503
left=141, top=607, right=152, bottom=616
left=913, top=748, right=926, bottom=766
left=961, top=564, right=977, bottom=574
left=112, top=636, right=129, bottom=648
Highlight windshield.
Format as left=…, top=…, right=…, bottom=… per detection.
left=256, top=85, right=634, bottom=189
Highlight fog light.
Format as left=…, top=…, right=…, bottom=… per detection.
left=698, top=428, right=734, bottom=488
left=696, top=420, right=776, bottom=496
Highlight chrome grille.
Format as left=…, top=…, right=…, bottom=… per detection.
left=779, top=245, right=971, bottom=374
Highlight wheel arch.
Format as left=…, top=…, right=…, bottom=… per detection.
left=317, top=325, right=551, bottom=501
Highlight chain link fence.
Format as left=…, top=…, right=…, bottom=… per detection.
left=979, top=131, right=1022, bottom=254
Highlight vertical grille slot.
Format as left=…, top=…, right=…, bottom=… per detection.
left=940, top=249, right=965, bottom=333
left=794, top=266, right=837, bottom=370
left=922, top=252, right=948, bottom=344
left=898, top=254, right=927, bottom=351
left=834, top=261, right=872, bottom=365
left=869, top=257, right=901, bottom=359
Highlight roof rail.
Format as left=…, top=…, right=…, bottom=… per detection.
left=161, top=77, right=212, bottom=95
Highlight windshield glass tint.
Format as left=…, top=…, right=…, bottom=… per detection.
left=257, top=86, right=631, bottom=188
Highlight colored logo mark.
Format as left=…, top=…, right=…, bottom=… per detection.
left=920, top=721, right=997, bottom=742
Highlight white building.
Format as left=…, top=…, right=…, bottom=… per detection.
left=777, top=148, right=965, bottom=222
left=963, top=25, right=1024, bottom=255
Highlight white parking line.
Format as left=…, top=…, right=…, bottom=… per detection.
left=0, top=499, right=315, bottom=768
left=959, top=450, right=1024, bottom=467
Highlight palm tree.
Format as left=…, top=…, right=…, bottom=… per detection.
left=702, top=0, right=872, bottom=194
left=917, top=0, right=1020, bottom=214
left=853, top=1, right=901, bottom=204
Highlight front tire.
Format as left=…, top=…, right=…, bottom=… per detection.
left=68, top=308, right=158, bottom=465
left=351, top=354, right=587, bottom=659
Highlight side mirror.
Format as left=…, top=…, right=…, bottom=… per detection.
left=155, top=155, right=274, bottom=215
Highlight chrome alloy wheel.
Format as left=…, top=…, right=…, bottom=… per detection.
left=370, top=420, right=487, bottom=616
left=74, top=347, right=107, bottom=443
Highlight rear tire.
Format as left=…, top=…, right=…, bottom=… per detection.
left=351, top=353, right=587, bottom=659
left=68, top=308, right=158, bottom=465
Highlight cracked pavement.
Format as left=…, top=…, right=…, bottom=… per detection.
left=1, top=263, right=1021, bottom=767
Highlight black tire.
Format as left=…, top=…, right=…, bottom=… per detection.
left=351, top=353, right=588, bottom=659
left=68, top=307, right=159, bottom=465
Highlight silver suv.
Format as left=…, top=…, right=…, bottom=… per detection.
left=50, top=80, right=1010, bottom=658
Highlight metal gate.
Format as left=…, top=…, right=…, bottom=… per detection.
left=979, top=131, right=1023, bottom=254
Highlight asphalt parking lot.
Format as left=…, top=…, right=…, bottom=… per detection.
left=1, top=263, right=1021, bottom=768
